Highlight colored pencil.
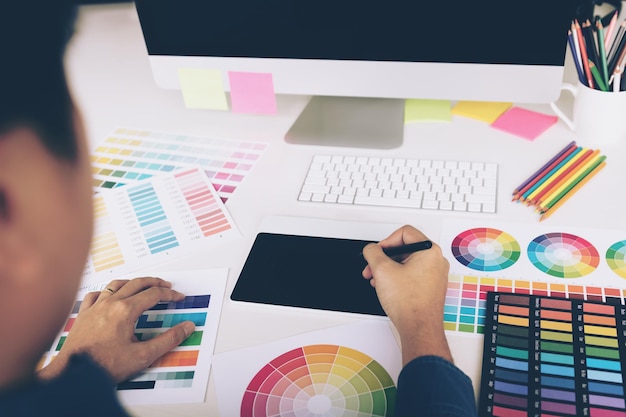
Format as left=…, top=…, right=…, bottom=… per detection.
left=520, top=146, right=582, bottom=202
left=574, top=20, right=594, bottom=88
left=512, top=144, right=579, bottom=201
left=568, top=30, right=586, bottom=84
left=582, top=20, right=599, bottom=67
left=596, top=19, right=609, bottom=86
left=604, top=10, right=619, bottom=51
left=534, top=148, right=598, bottom=206
left=539, top=154, right=606, bottom=212
left=589, top=60, right=608, bottom=91
left=607, top=20, right=626, bottom=64
left=524, top=147, right=586, bottom=204
left=531, top=148, right=596, bottom=206
left=614, top=66, right=623, bottom=92
left=511, top=141, right=576, bottom=196
left=539, top=161, right=606, bottom=221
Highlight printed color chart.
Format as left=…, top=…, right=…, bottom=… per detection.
left=40, top=270, right=227, bottom=406
left=212, top=321, right=402, bottom=417
left=441, top=220, right=626, bottom=336
left=90, top=127, right=267, bottom=202
left=479, top=293, right=626, bottom=417
left=242, top=345, right=396, bottom=417
left=82, top=166, right=239, bottom=287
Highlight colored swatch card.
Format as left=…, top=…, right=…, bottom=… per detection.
left=404, top=99, right=452, bottom=123
left=439, top=219, right=626, bottom=335
left=212, top=320, right=402, bottom=417
left=479, top=292, right=626, bottom=417
left=228, top=71, right=277, bottom=115
left=91, top=127, right=268, bottom=202
left=41, top=269, right=227, bottom=405
left=451, top=101, right=513, bottom=123
left=178, top=68, right=229, bottom=110
left=490, top=106, right=558, bottom=141
left=82, top=166, right=239, bottom=288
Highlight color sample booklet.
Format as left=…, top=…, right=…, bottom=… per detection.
left=479, top=292, right=626, bottom=417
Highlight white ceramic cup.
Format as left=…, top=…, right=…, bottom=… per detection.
left=550, top=81, right=626, bottom=146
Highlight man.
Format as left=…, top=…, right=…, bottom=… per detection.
left=0, top=3, right=476, bottom=416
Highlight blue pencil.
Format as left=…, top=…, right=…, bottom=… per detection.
left=568, top=30, right=586, bottom=84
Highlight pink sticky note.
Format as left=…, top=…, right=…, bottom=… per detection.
left=491, top=107, right=558, bottom=141
left=228, top=71, right=277, bottom=115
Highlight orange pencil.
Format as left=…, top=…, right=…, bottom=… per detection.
left=539, top=161, right=606, bottom=221
left=532, top=148, right=598, bottom=206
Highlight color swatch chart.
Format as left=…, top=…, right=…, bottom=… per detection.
left=242, top=344, right=396, bottom=417
left=440, top=219, right=626, bottom=335
left=212, top=320, right=402, bottom=417
left=82, top=166, right=239, bottom=288
left=478, top=292, right=626, bottom=417
left=41, top=270, right=227, bottom=405
left=90, top=127, right=268, bottom=202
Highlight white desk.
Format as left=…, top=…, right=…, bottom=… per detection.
left=65, top=4, right=626, bottom=416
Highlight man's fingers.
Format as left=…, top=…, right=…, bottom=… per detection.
left=113, top=277, right=172, bottom=299
left=141, top=322, right=196, bottom=366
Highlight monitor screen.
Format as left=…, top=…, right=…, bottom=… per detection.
left=135, top=0, right=584, bottom=147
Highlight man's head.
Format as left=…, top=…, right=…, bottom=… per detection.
left=0, top=4, right=94, bottom=388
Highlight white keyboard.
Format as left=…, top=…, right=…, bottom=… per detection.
left=298, top=155, right=498, bottom=213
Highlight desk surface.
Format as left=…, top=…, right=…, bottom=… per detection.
left=66, top=4, right=626, bottom=416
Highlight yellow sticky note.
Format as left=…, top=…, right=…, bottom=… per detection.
left=404, top=99, right=452, bottom=123
left=451, top=101, right=512, bottom=123
left=178, top=68, right=228, bottom=110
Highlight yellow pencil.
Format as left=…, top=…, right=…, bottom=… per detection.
left=524, top=147, right=587, bottom=204
left=538, top=153, right=604, bottom=211
left=539, top=161, right=606, bottom=221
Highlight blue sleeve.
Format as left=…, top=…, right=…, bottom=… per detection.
left=394, top=355, right=477, bottom=417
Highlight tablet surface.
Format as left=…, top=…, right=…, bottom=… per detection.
left=231, top=232, right=386, bottom=316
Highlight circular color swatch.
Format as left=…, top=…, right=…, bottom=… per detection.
left=606, top=240, right=626, bottom=279
left=451, top=228, right=521, bottom=271
left=241, top=344, right=396, bottom=417
left=527, top=232, right=600, bottom=278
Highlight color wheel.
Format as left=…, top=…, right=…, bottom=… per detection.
left=606, top=240, right=626, bottom=279
left=241, top=344, right=396, bottom=417
left=451, top=228, right=521, bottom=271
left=527, top=232, right=599, bottom=278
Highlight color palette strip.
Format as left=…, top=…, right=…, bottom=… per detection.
left=479, top=293, right=626, bottom=417
left=90, top=128, right=267, bottom=202
left=242, top=344, right=396, bottom=417
left=118, top=371, right=195, bottom=391
left=528, top=232, right=600, bottom=278
left=444, top=274, right=626, bottom=335
left=451, top=228, right=521, bottom=271
left=82, top=167, right=238, bottom=287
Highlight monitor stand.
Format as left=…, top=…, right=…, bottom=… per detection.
left=284, top=96, right=405, bottom=149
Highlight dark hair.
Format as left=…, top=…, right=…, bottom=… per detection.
left=0, top=4, right=78, bottom=161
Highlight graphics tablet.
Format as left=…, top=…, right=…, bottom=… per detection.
left=230, top=216, right=402, bottom=317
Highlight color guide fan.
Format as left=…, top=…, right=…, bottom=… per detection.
left=527, top=232, right=600, bottom=278
left=479, top=292, right=626, bottom=417
left=242, top=344, right=396, bottom=417
left=451, top=228, right=521, bottom=271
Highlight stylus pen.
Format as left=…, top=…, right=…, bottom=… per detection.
left=382, top=240, right=432, bottom=257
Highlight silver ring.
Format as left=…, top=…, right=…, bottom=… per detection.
left=103, top=287, right=115, bottom=294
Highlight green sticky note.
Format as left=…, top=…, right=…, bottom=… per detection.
left=404, top=99, right=452, bottom=123
left=178, top=68, right=228, bottom=110
left=451, top=101, right=512, bottom=123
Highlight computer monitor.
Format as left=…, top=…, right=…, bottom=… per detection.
left=135, top=0, right=583, bottom=148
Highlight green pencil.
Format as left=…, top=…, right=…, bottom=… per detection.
left=588, top=60, right=608, bottom=91
left=596, top=19, right=609, bottom=87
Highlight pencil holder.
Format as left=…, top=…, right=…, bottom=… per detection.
left=550, top=81, right=626, bottom=145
